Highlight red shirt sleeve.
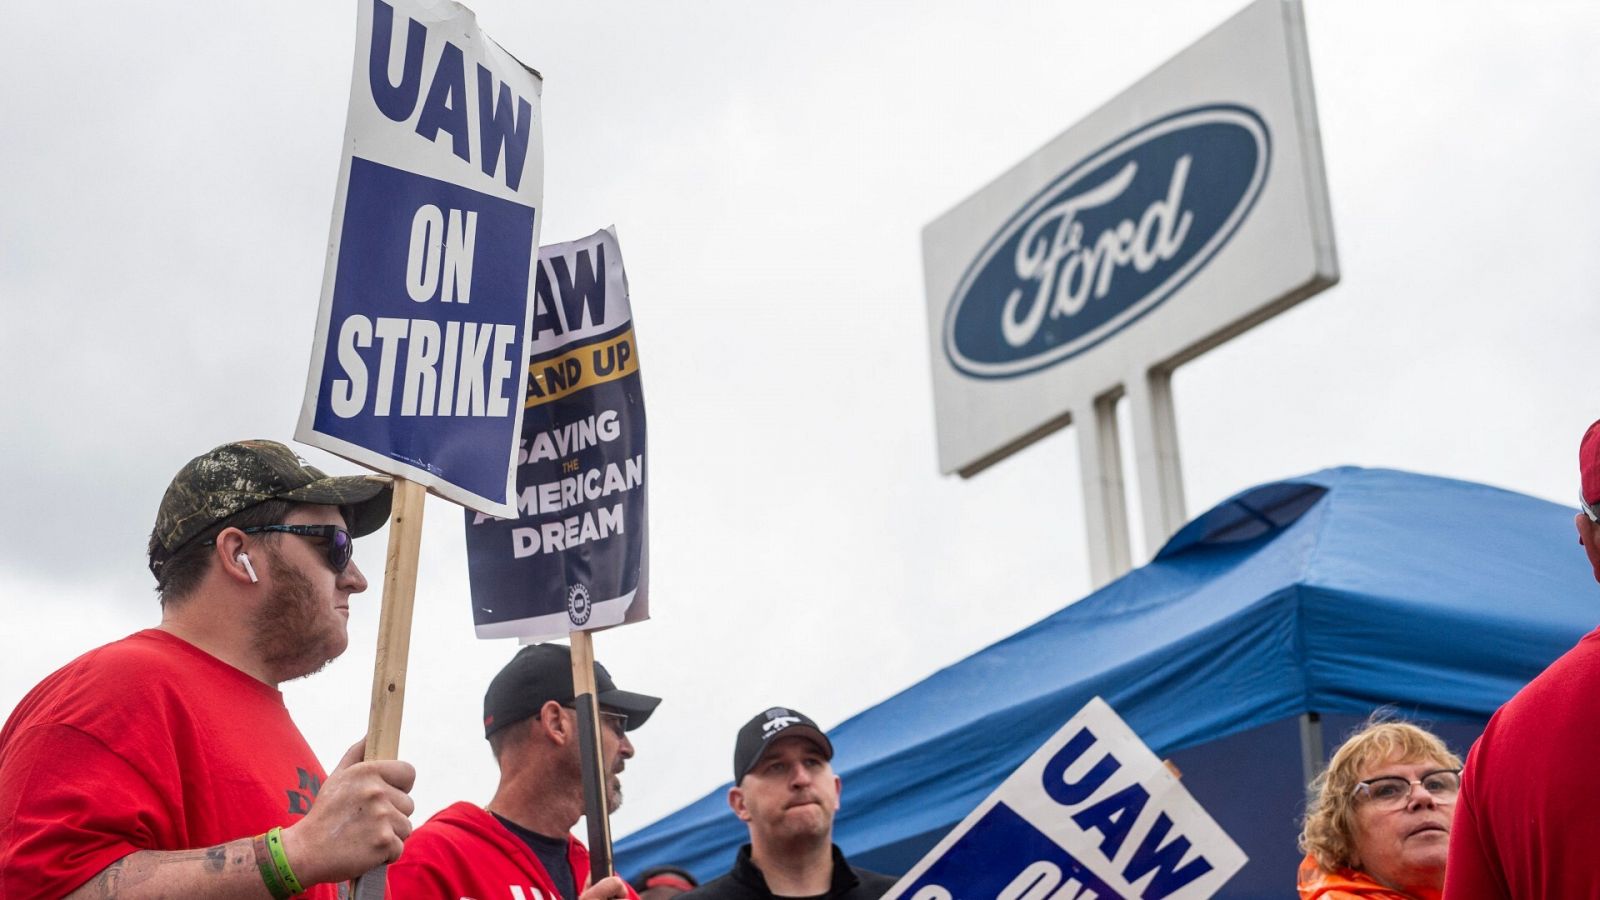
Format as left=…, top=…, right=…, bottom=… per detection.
left=0, top=723, right=173, bottom=898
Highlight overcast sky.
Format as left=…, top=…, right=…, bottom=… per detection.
left=3, top=0, right=1598, bottom=853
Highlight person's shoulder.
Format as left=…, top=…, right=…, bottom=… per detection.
left=846, top=866, right=899, bottom=897
left=48, top=630, right=173, bottom=677
left=3, top=632, right=174, bottom=732
left=390, top=802, right=511, bottom=891
left=853, top=868, right=898, bottom=887
left=404, top=802, right=502, bottom=850
left=679, top=871, right=744, bottom=900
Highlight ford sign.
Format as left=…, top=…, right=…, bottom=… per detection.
left=943, top=105, right=1271, bottom=379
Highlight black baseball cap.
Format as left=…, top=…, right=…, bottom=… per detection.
left=733, top=706, right=833, bottom=783
left=483, top=643, right=661, bottom=738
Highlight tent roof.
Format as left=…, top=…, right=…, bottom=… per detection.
left=617, top=467, right=1597, bottom=881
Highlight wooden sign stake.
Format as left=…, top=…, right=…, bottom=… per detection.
left=570, top=629, right=615, bottom=884
left=352, top=477, right=427, bottom=899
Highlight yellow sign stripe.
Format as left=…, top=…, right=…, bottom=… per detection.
left=524, top=329, right=639, bottom=409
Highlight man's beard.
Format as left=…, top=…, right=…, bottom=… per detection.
left=607, top=769, right=624, bottom=814
left=251, top=548, right=346, bottom=680
left=568, top=739, right=625, bottom=814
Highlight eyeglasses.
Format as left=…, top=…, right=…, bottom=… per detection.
left=1582, top=492, right=1599, bottom=524
left=563, top=703, right=629, bottom=739
left=1352, top=768, right=1461, bottom=809
left=234, top=525, right=354, bottom=573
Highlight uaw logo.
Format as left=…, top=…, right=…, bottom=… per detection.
left=566, top=583, right=592, bottom=626
left=943, top=104, right=1271, bottom=379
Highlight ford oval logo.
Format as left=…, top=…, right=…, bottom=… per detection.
left=944, top=104, right=1271, bottom=379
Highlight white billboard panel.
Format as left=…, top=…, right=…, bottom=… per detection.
left=924, top=0, right=1336, bottom=476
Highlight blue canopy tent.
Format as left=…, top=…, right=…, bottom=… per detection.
left=617, top=468, right=1597, bottom=898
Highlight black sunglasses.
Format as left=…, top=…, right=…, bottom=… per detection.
left=236, top=525, right=354, bottom=573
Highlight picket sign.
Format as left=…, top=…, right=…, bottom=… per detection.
left=300, top=0, right=548, bottom=893
left=883, top=698, right=1246, bottom=900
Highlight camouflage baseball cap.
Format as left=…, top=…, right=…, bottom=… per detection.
left=149, top=440, right=392, bottom=577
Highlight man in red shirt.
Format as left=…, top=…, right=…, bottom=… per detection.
left=1444, top=420, right=1600, bottom=899
left=387, top=643, right=659, bottom=900
left=0, top=440, right=416, bottom=899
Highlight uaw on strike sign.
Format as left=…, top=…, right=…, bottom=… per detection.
left=464, top=228, right=649, bottom=640
left=885, top=699, right=1245, bottom=900
left=297, top=0, right=543, bottom=517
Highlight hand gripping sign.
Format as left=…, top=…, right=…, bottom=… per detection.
left=884, top=699, right=1246, bottom=900
left=297, top=0, right=544, bottom=519
left=464, top=226, right=649, bottom=641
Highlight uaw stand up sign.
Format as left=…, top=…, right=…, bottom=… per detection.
left=883, top=699, right=1246, bottom=900
left=464, top=227, right=649, bottom=641
left=923, top=0, right=1337, bottom=586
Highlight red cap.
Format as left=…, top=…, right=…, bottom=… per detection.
left=1582, top=420, right=1600, bottom=507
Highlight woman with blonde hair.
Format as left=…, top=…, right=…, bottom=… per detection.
left=1297, top=718, right=1462, bottom=899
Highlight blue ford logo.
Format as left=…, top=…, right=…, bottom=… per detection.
left=943, top=105, right=1271, bottom=379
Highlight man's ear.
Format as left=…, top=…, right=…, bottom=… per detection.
left=1576, top=514, right=1600, bottom=583
left=728, top=786, right=751, bottom=822
left=538, top=700, right=570, bottom=745
left=214, top=528, right=255, bottom=586
left=833, top=774, right=842, bottom=808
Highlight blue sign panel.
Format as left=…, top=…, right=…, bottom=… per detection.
left=944, top=105, right=1270, bottom=379
left=905, top=803, right=1120, bottom=900
left=313, top=158, right=536, bottom=501
left=299, top=0, right=544, bottom=516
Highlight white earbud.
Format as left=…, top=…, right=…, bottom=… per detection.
left=236, top=553, right=259, bottom=584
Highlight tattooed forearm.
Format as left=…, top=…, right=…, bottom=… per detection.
left=204, top=844, right=229, bottom=873
left=64, top=839, right=262, bottom=899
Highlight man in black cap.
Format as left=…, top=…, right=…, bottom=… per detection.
left=683, top=707, right=895, bottom=900
left=0, top=440, right=415, bottom=899
left=387, top=642, right=661, bottom=900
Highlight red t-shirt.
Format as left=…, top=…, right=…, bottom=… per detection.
left=389, top=801, right=641, bottom=900
left=0, top=629, right=337, bottom=898
left=1444, top=626, right=1600, bottom=900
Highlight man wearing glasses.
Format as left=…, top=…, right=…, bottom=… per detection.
left=386, top=642, right=659, bottom=900
left=0, top=439, right=415, bottom=898
left=1444, top=419, right=1600, bottom=900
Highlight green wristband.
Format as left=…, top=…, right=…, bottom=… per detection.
left=255, top=832, right=292, bottom=900
left=265, top=827, right=306, bottom=896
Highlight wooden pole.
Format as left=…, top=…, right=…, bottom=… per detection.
left=570, top=629, right=614, bottom=884
left=352, top=477, right=426, bottom=900
left=365, top=477, right=426, bottom=759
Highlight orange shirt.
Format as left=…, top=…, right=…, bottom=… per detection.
left=1297, top=853, right=1441, bottom=900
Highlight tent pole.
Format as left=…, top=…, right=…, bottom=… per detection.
left=1299, top=711, right=1324, bottom=788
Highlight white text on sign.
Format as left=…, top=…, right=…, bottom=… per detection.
left=1042, top=727, right=1213, bottom=898
left=331, top=201, right=519, bottom=419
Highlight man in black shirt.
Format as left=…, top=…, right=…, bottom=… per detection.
left=683, top=708, right=896, bottom=900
